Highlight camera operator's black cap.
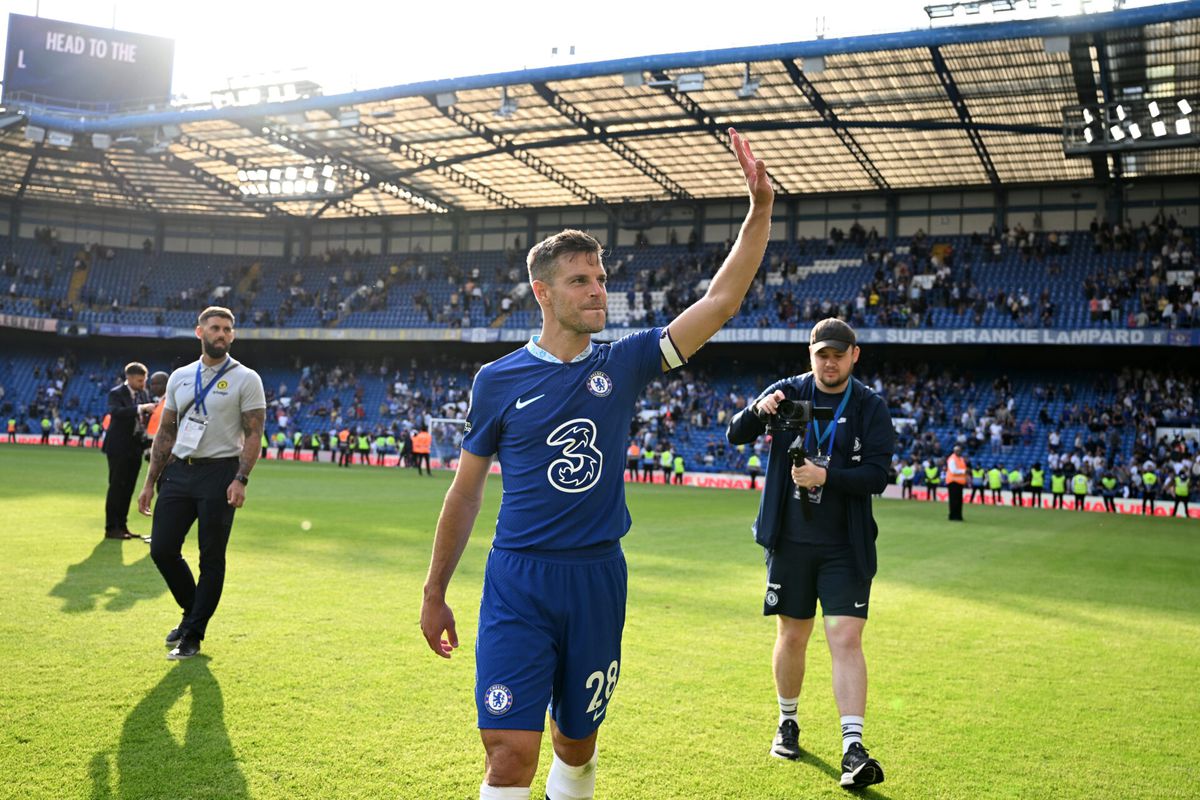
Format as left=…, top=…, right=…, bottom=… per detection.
left=809, top=318, right=857, bottom=352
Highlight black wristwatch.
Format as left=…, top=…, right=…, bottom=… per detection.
left=235, top=473, right=249, bottom=485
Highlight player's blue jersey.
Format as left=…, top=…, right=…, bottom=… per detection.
left=462, top=327, right=665, bottom=551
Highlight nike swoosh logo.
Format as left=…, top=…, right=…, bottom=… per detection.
left=515, top=394, right=545, bottom=409
left=854, top=601, right=867, bottom=608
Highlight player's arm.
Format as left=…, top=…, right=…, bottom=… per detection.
left=137, top=409, right=177, bottom=515
left=420, top=449, right=491, bottom=658
left=663, top=128, right=774, bottom=368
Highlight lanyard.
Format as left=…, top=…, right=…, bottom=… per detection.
left=194, top=359, right=236, bottom=416
left=806, top=380, right=852, bottom=457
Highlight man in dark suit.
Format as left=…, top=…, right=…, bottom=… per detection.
left=103, top=362, right=156, bottom=540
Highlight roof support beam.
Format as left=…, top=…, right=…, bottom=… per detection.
left=388, top=116, right=1060, bottom=183
left=780, top=60, right=889, bottom=191
left=176, top=133, right=256, bottom=170
left=98, top=155, right=157, bottom=214
left=254, top=122, right=453, bottom=214
left=156, top=150, right=289, bottom=218
left=929, top=46, right=1001, bottom=185
left=649, top=70, right=790, bottom=194
left=531, top=83, right=693, bottom=201
left=1066, top=33, right=1110, bottom=181
left=352, top=122, right=523, bottom=209
left=14, top=141, right=45, bottom=200
left=431, top=99, right=610, bottom=208
left=1092, top=31, right=1122, bottom=180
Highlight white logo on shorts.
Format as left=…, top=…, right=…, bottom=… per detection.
left=484, top=684, right=514, bottom=715
left=765, top=590, right=779, bottom=607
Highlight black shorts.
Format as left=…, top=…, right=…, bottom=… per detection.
left=764, top=540, right=871, bottom=620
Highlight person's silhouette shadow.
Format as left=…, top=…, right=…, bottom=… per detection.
left=90, top=660, right=248, bottom=799
left=49, top=540, right=165, bottom=613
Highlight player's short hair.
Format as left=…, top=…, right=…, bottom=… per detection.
left=526, top=229, right=602, bottom=284
left=124, top=362, right=147, bottom=377
left=198, top=306, right=235, bottom=326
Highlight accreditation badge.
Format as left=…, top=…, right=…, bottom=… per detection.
left=807, top=454, right=830, bottom=505
left=177, top=415, right=208, bottom=449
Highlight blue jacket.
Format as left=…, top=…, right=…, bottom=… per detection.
left=727, top=373, right=894, bottom=580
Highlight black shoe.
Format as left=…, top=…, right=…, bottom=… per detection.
left=165, top=627, right=183, bottom=647
left=840, top=742, right=884, bottom=788
left=167, top=635, right=201, bottom=660
left=770, top=719, right=801, bottom=760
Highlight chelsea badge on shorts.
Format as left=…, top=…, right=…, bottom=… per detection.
left=586, top=371, right=612, bottom=398
left=484, top=683, right=514, bottom=716
left=765, top=590, right=779, bottom=607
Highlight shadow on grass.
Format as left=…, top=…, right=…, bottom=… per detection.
left=89, top=659, right=248, bottom=800
left=787, top=749, right=894, bottom=799
left=49, top=540, right=166, bottom=613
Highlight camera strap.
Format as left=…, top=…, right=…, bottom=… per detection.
left=807, top=380, right=852, bottom=457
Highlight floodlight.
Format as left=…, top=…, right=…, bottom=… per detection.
left=285, top=166, right=297, bottom=180
left=1115, top=105, right=1126, bottom=120
left=240, top=185, right=252, bottom=195
left=1180, top=99, right=1193, bottom=115
left=1148, top=101, right=1160, bottom=117
left=1108, top=125, right=1124, bottom=141
left=323, top=178, right=336, bottom=192
left=736, top=63, right=760, bottom=99
left=435, top=92, right=458, bottom=108
left=25, top=125, right=45, bottom=143
left=1083, top=127, right=1094, bottom=143
left=269, top=181, right=281, bottom=194
left=256, top=182, right=268, bottom=194
left=338, top=109, right=360, bottom=128
left=91, top=133, right=111, bottom=150
left=964, top=2, right=981, bottom=13
left=307, top=179, right=319, bottom=193
left=1082, top=108, right=1094, bottom=124
left=282, top=180, right=294, bottom=194
left=495, top=86, right=519, bottom=118
left=321, top=164, right=334, bottom=178
left=1151, top=120, right=1167, bottom=137
left=303, top=166, right=314, bottom=179
left=269, top=168, right=282, bottom=180
left=1128, top=123, right=1141, bottom=139
left=1177, top=118, right=1191, bottom=135
left=47, top=130, right=73, bottom=147
left=237, top=169, right=248, bottom=181
left=622, top=72, right=644, bottom=88
left=675, top=72, right=705, bottom=92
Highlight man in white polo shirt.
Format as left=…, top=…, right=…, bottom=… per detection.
left=138, top=306, right=266, bottom=660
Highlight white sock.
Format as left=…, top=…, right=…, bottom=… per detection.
left=778, top=695, right=799, bottom=725
left=841, top=715, right=864, bottom=754
left=544, top=749, right=597, bottom=800
left=479, top=782, right=531, bottom=799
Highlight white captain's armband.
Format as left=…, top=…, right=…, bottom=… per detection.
left=659, top=328, right=687, bottom=370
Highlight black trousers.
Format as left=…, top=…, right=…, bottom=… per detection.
left=105, top=450, right=143, bottom=532
left=947, top=482, right=964, bottom=520
left=150, top=458, right=239, bottom=640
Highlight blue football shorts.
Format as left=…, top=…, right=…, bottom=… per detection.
left=475, top=543, right=627, bottom=740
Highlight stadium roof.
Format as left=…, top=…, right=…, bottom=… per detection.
left=1, top=1, right=1198, bottom=219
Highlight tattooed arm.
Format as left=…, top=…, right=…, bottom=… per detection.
left=227, top=408, right=265, bottom=509
left=138, top=409, right=177, bottom=515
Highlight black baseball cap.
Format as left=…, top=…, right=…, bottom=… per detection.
left=809, top=318, right=857, bottom=352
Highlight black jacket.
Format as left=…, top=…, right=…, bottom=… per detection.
left=726, top=373, right=894, bottom=580
left=103, top=383, right=146, bottom=456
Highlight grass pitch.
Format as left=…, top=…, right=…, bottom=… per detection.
left=1, top=445, right=1198, bottom=799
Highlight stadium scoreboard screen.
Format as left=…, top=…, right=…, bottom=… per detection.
left=3, top=14, right=173, bottom=109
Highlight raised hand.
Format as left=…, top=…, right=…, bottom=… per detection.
left=730, top=127, right=773, bottom=208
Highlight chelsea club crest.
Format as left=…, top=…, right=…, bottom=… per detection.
left=586, top=371, right=612, bottom=397
left=484, top=684, right=514, bottom=716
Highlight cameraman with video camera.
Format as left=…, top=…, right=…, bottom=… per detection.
left=726, top=318, right=894, bottom=790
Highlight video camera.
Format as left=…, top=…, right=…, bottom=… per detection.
left=766, top=400, right=834, bottom=520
